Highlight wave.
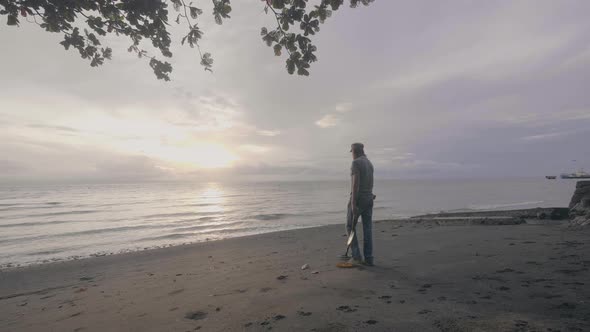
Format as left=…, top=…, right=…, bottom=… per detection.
left=0, top=203, right=19, bottom=207
left=0, top=204, right=65, bottom=212
left=58, top=224, right=170, bottom=238
left=0, top=223, right=171, bottom=245
left=0, top=220, right=77, bottom=228
left=250, top=213, right=296, bottom=221
left=468, top=201, right=544, bottom=211
left=2, top=210, right=100, bottom=219
left=169, top=203, right=217, bottom=208
left=138, top=226, right=267, bottom=242
left=25, top=248, right=73, bottom=256
left=172, top=221, right=244, bottom=233
left=143, top=211, right=222, bottom=219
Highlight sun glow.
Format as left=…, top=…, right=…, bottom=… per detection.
left=145, top=142, right=239, bottom=169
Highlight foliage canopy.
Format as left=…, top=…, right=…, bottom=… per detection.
left=0, top=0, right=374, bottom=80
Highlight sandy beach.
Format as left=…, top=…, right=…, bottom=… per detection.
left=1, top=220, right=589, bottom=332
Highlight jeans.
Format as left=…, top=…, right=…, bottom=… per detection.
left=346, top=194, right=374, bottom=263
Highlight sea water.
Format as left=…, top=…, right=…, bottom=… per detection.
left=0, top=178, right=576, bottom=267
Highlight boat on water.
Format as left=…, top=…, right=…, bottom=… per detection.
left=545, top=176, right=557, bottom=179
left=560, top=169, right=590, bottom=179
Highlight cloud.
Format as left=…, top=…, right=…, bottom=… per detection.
left=256, top=130, right=281, bottom=137
left=93, top=155, right=168, bottom=181
left=0, top=159, right=27, bottom=174
left=314, top=102, right=354, bottom=128
left=521, top=131, right=572, bottom=142
left=239, top=144, right=271, bottom=154
left=27, top=124, right=80, bottom=132
left=335, top=102, right=353, bottom=113
left=315, top=114, right=339, bottom=128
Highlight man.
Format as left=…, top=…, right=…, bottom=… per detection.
left=346, top=142, right=375, bottom=266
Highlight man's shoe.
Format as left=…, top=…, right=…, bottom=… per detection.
left=362, top=260, right=374, bottom=267
left=348, top=258, right=363, bottom=266
left=336, top=257, right=362, bottom=269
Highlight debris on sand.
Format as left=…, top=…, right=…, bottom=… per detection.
left=185, top=311, right=208, bottom=321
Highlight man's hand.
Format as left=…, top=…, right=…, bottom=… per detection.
left=352, top=205, right=359, bottom=217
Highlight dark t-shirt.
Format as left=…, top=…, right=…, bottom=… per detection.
left=350, top=155, right=374, bottom=195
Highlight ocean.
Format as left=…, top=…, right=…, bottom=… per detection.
left=0, top=178, right=577, bottom=268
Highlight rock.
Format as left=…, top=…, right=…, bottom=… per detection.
left=311, top=270, right=319, bottom=274
left=301, top=264, right=309, bottom=270
left=569, top=181, right=590, bottom=226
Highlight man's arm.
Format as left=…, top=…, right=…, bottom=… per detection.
left=351, top=172, right=360, bottom=214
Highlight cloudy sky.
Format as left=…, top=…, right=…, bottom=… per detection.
left=1, top=0, right=589, bottom=183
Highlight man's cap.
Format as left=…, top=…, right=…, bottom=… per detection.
left=350, top=142, right=364, bottom=152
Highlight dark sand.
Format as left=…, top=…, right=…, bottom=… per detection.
left=1, top=221, right=589, bottom=331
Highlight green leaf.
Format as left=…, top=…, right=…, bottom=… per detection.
left=273, top=44, right=282, bottom=56
left=286, top=59, right=295, bottom=74
left=189, top=7, right=202, bottom=19
left=7, top=14, right=18, bottom=26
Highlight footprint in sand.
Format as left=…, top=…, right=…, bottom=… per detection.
left=418, top=284, right=432, bottom=293
left=297, top=311, right=312, bottom=316
left=365, top=320, right=378, bottom=325
left=378, top=295, right=392, bottom=300
left=553, top=302, right=577, bottom=310
left=336, top=305, right=357, bottom=313
left=168, top=289, right=184, bottom=296
left=495, top=268, right=515, bottom=273
left=555, top=268, right=588, bottom=275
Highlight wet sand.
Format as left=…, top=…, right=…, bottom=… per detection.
left=1, top=221, right=589, bottom=331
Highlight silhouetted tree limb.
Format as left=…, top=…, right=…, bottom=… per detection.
left=0, top=0, right=374, bottom=80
